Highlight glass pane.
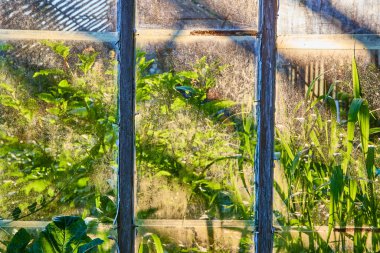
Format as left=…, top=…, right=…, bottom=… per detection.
left=0, top=40, right=118, bottom=221
left=0, top=0, right=116, bottom=32
left=278, top=0, right=380, bottom=35
left=274, top=48, right=380, bottom=251
left=135, top=35, right=257, bottom=220
left=136, top=0, right=258, bottom=29
left=136, top=223, right=254, bottom=252
left=274, top=229, right=380, bottom=252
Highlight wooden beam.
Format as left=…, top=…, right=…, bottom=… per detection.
left=135, top=28, right=258, bottom=37
left=0, top=29, right=118, bottom=42
left=254, top=0, right=277, bottom=252
left=117, top=0, right=135, bottom=252
left=277, top=34, right=380, bottom=50
left=135, top=219, right=255, bottom=228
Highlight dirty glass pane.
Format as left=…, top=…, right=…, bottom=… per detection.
left=274, top=48, right=380, bottom=251
left=135, top=35, right=257, bottom=221
left=136, top=0, right=258, bottom=29
left=0, top=40, right=118, bottom=223
left=278, top=0, right=380, bottom=35
left=136, top=223, right=254, bottom=253
left=274, top=229, right=380, bottom=252
left=0, top=0, right=116, bottom=32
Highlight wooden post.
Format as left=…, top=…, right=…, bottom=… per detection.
left=254, top=0, right=277, bottom=252
left=117, top=0, right=135, bottom=252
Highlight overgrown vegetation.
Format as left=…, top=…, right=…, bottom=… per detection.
left=0, top=40, right=379, bottom=252
left=274, top=59, right=380, bottom=252
left=5, top=216, right=104, bottom=253
left=0, top=41, right=117, bottom=252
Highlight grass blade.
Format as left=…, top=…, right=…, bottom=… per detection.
left=352, top=58, right=361, bottom=98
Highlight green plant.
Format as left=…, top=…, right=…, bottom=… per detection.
left=0, top=44, right=255, bottom=251
left=6, top=216, right=103, bottom=253
left=136, top=51, right=254, bottom=220
left=135, top=51, right=255, bottom=251
left=274, top=58, right=380, bottom=252
left=0, top=41, right=117, bottom=221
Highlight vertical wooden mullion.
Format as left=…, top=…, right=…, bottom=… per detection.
left=254, top=0, right=277, bottom=252
left=117, top=0, right=136, bottom=252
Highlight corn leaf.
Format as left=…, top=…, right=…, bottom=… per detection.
left=352, top=58, right=361, bottom=98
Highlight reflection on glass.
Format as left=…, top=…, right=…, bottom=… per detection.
left=136, top=224, right=253, bottom=253
left=135, top=38, right=256, bottom=220
left=0, top=41, right=118, bottom=221
left=274, top=49, right=380, bottom=251
left=136, top=0, right=257, bottom=29
left=274, top=229, right=380, bottom=252
left=0, top=0, right=116, bottom=32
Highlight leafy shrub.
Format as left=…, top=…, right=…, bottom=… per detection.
left=6, top=216, right=103, bottom=253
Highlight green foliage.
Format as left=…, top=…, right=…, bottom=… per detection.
left=1, top=44, right=253, bottom=251
left=6, top=216, right=103, bottom=253
left=6, top=229, right=31, bottom=253
left=274, top=57, right=380, bottom=252
left=138, top=233, right=164, bottom=253
left=42, top=41, right=71, bottom=60
left=2, top=39, right=378, bottom=252
left=136, top=51, right=254, bottom=220
left=0, top=41, right=117, bottom=222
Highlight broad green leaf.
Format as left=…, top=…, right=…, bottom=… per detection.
left=42, top=41, right=71, bottom=60
left=345, top=98, right=364, bottom=170
left=77, top=238, right=104, bottom=253
left=24, top=180, right=49, bottom=195
left=47, top=107, right=61, bottom=115
left=150, top=234, right=164, bottom=253
left=366, top=146, right=375, bottom=180
left=77, top=177, right=90, bottom=187
left=78, top=52, right=98, bottom=75
left=358, top=101, right=369, bottom=154
left=68, top=107, right=88, bottom=117
left=30, top=216, right=102, bottom=253
left=171, top=97, right=187, bottom=111
left=6, top=228, right=32, bottom=253
left=207, top=100, right=236, bottom=109
left=328, top=166, right=344, bottom=240
left=352, top=58, right=360, bottom=98
left=58, top=80, right=71, bottom=88
left=175, top=85, right=196, bottom=96
left=347, top=98, right=364, bottom=123
left=347, top=179, right=357, bottom=216
left=155, top=171, right=172, bottom=177
left=38, top=93, right=57, bottom=103
left=33, top=69, right=65, bottom=78
left=177, top=71, right=198, bottom=79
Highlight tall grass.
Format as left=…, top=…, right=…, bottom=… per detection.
left=274, top=58, right=380, bottom=252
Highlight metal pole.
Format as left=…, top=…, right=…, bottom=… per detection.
left=117, top=0, right=136, bottom=251
left=254, top=0, right=277, bottom=252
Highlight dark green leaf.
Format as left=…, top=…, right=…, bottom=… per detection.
left=77, top=238, right=104, bottom=253
left=6, top=228, right=32, bottom=253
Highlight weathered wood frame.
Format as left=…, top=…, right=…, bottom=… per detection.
left=254, top=0, right=277, bottom=252
left=116, top=0, right=278, bottom=251
left=117, top=0, right=136, bottom=252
